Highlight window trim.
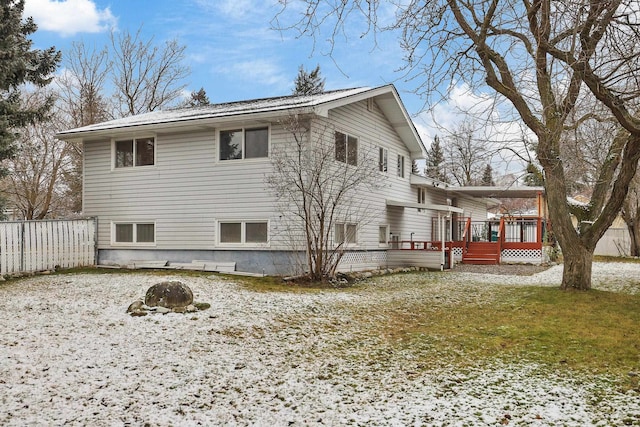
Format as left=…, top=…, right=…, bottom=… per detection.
left=218, top=126, right=270, bottom=162
left=111, top=135, right=156, bottom=170
left=397, top=154, right=405, bottom=178
left=217, top=220, right=270, bottom=246
left=378, top=225, right=389, bottom=247
left=335, top=131, right=358, bottom=166
left=379, top=147, right=388, bottom=172
left=335, top=222, right=358, bottom=247
left=110, top=221, right=156, bottom=246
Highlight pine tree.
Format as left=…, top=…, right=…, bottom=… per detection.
left=424, top=135, right=447, bottom=182
left=0, top=0, right=60, bottom=214
left=185, top=87, right=210, bottom=107
left=481, top=164, right=495, bottom=186
left=293, top=65, right=325, bottom=95
left=523, top=163, right=544, bottom=186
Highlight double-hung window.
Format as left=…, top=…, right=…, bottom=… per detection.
left=219, top=221, right=269, bottom=244
left=115, top=137, right=155, bottom=168
left=335, top=223, right=357, bottom=246
left=113, top=222, right=155, bottom=244
left=379, top=147, right=388, bottom=172
left=335, top=131, right=358, bottom=166
left=219, top=127, right=269, bottom=160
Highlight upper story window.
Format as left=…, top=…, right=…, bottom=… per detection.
left=335, top=131, right=358, bottom=166
left=379, top=147, right=388, bottom=172
left=418, top=188, right=427, bottom=204
left=397, top=154, right=405, bottom=178
left=115, top=137, right=155, bottom=168
left=219, top=127, right=269, bottom=160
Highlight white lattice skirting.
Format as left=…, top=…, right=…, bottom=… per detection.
left=501, top=249, right=543, bottom=264
left=337, top=251, right=388, bottom=272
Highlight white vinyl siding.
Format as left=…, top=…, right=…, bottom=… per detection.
left=84, top=97, right=436, bottom=253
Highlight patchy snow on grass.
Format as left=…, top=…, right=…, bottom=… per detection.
left=0, top=263, right=638, bottom=426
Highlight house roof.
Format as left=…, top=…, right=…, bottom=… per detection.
left=56, top=84, right=427, bottom=159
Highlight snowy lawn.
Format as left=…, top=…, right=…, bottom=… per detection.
left=0, top=263, right=639, bottom=426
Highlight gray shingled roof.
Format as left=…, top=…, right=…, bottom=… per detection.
left=57, top=87, right=371, bottom=137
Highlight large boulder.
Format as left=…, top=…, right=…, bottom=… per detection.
left=144, top=281, right=194, bottom=309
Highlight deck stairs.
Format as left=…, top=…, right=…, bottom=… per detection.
left=462, top=241, right=500, bottom=265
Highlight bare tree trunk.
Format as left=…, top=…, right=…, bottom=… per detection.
left=560, top=242, right=594, bottom=291
left=625, top=220, right=640, bottom=257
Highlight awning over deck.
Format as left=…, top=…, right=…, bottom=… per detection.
left=408, top=175, right=545, bottom=198
left=385, top=199, right=464, bottom=213
left=448, top=186, right=545, bottom=198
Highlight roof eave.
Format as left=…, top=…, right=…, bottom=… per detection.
left=56, top=106, right=318, bottom=140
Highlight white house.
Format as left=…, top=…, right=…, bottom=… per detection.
left=57, top=84, right=493, bottom=275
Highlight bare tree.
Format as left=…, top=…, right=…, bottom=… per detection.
left=55, top=41, right=112, bottom=213
left=110, top=27, right=189, bottom=117
left=274, top=0, right=640, bottom=290
left=444, top=120, right=490, bottom=186
left=2, top=89, right=74, bottom=219
left=53, top=32, right=191, bottom=213
left=266, top=113, right=383, bottom=281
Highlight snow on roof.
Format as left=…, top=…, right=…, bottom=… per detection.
left=57, top=87, right=372, bottom=137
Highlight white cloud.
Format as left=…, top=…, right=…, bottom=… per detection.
left=218, top=59, right=290, bottom=92
left=24, top=0, right=117, bottom=37
left=416, top=82, right=536, bottom=177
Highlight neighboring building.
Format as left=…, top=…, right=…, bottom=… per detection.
left=57, top=85, right=501, bottom=274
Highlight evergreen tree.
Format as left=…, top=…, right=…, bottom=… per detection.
left=0, top=0, right=60, bottom=211
left=185, top=87, right=210, bottom=107
left=480, top=164, right=495, bottom=186
left=424, top=135, right=447, bottom=182
left=523, top=163, right=545, bottom=186
left=293, top=65, right=325, bottom=95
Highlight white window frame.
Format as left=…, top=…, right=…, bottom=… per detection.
left=217, top=220, right=270, bottom=246
left=111, top=221, right=156, bottom=246
left=335, top=222, right=358, bottom=247
left=418, top=188, right=427, bottom=204
left=218, top=126, right=270, bottom=161
left=378, top=225, right=389, bottom=247
left=335, top=131, right=358, bottom=166
left=379, top=147, right=388, bottom=172
left=397, top=154, right=405, bottom=178
left=112, top=135, right=156, bottom=170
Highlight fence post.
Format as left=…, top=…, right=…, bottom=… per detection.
left=92, top=217, right=99, bottom=266
left=20, top=221, right=25, bottom=272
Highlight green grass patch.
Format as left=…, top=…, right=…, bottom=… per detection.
left=377, top=285, right=640, bottom=377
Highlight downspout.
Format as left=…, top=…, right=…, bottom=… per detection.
left=440, top=212, right=445, bottom=271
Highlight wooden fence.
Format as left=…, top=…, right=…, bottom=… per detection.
left=0, top=218, right=96, bottom=275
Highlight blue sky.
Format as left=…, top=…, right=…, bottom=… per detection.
left=23, top=0, right=529, bottom=175
left=25, top=1, right=414, bottom=106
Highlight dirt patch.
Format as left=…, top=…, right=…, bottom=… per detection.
left=452, top=263, right=554, bottom=276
